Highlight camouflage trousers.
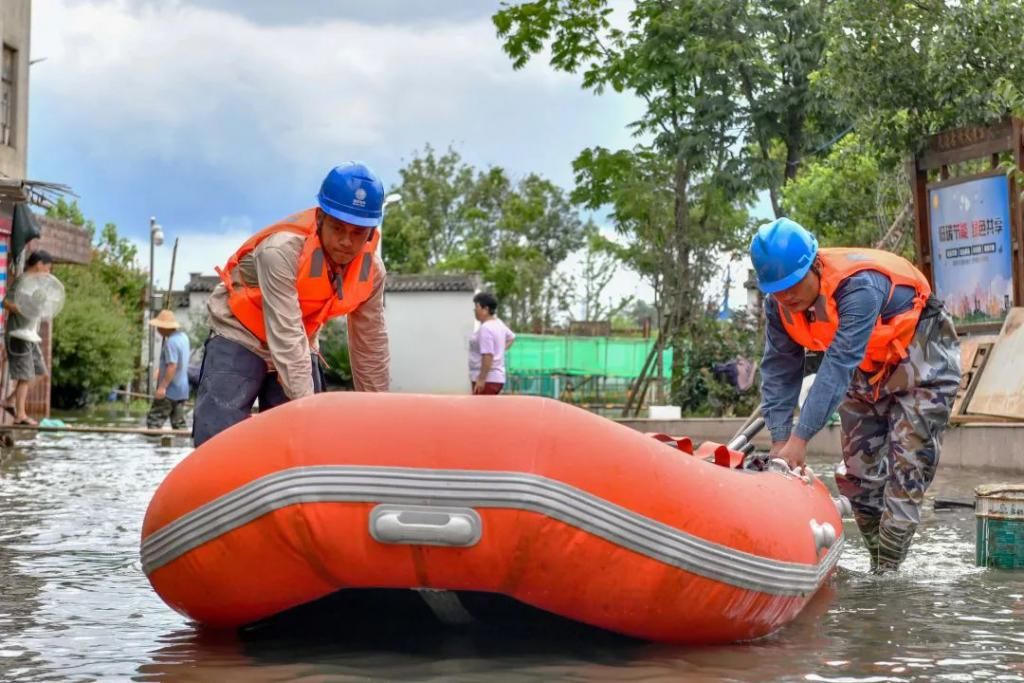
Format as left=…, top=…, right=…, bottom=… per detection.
left=147, top=397, right=188, bottom=430
left=835, top=307, right=960, bottom=573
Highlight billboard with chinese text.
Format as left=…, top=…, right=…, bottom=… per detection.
left=928, top=174, right=1013, bottom=326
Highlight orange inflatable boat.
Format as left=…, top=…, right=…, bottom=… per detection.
left=141, top=393, right=844, bottom=644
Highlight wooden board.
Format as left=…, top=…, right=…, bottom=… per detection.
left=951, top=339, right=994, bottom=423
left=0, top=423, right=190, bottom=437
left=966, top=308, right=1024, bottom=419
left=958, top=334, right=998, bottom=376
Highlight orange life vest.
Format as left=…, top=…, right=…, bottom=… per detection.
left=215, top=208, right=379, bottom=344
left=777, top=248, right=931, bottom=378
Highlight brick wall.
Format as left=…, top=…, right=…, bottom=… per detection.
left=36, top=215, right=91, bottom=264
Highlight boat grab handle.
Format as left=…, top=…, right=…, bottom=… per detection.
left=369, top=505, right=482, bottom=547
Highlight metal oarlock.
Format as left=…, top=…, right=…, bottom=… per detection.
left=727, top=416, right=766, bottom=452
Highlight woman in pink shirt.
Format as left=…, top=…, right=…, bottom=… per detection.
left=469, top=292, right=516, bottom=395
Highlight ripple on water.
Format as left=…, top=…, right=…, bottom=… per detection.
left=2, top=439, right=1023, bottom=682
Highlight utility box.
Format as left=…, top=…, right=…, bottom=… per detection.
left=976, top=484, right=1024, bottom=569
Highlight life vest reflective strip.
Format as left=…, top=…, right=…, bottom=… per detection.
left=214, top=208, right=378, bottom=344
left=777, top=248, right=931, bottom=381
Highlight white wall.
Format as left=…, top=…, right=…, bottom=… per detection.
left=385, top=290, right=476, bottom=394
left=187, top=291, right=211, bottom=332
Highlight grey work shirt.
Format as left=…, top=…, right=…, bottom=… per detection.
left=207, top=231, right=390, bottom=399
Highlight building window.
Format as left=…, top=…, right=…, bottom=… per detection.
left=1, top=45, right=15, bottom=148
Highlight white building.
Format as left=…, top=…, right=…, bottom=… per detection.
left=158, top=270, right=485, bottom=393
left=384, top=273, right=481, bottom=394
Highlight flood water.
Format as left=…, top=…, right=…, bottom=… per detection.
left=1, top=416, right=1023, bottom=682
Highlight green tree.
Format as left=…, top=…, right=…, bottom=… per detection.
left=676, top=311, right=761, bottom=417
left=50, top=264, right=138, bottom=408
left=577, top=228, right=632, bottom=322
left=186, top=309, right=210, bottom=352
left=45, top=200, right=146, bottom=407
left=611, top=299, right=656, bottom=332
left=381, top=145, right=481, bottom=273
left=734, top=0, right=846, bottom=217
left=780, top=1, right=1024, bottom=261
left=823, top=0, right=1024, bottom=154
left=46, top=199, right=146, bottom=325
left=384, top=146, right=587, bottom=330
left=495, top=0, right=756, bottom=400
left=781, top=134, right=913, bottom=255
left=571, top=144, right=751, bottom=400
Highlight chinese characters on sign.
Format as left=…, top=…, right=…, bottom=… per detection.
left=928, top=175, right=1014, bottom=326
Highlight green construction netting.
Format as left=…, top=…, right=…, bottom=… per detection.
left=506, top=334, right=673, bottom=379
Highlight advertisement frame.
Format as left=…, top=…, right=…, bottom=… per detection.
left=925, top=170, right=1015, bottom=329
left=909, top=118, right=1024, bottom=335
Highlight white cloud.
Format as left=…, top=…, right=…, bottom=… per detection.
left=31, top=0, right=623, bottom=184
left=35, top=0, right=740, bottom=309
left=131, top=217, right=253, bottom=290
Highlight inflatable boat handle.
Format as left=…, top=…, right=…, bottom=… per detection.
left=370, top=505, right=482, bottom=547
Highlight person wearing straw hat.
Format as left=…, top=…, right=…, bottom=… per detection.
left=146, top=309, right=191, bottom=430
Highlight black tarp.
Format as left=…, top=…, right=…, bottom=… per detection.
left=10, top=202, right=41, bottom=264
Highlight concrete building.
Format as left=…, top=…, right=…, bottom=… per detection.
left=158, top=272, right=218, bottom=344
left=384, top=273, right=481, bottom=394
left=0, top=0, right=29, bottom=180
left=0, top=2, right=91, bottom=418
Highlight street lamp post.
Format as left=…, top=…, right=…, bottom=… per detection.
left=146, top=216, right=164, bottom=395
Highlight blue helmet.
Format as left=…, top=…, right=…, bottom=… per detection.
left=749, top=217, right=819, bottom=293
left=317, top=162, right=384, bottom=228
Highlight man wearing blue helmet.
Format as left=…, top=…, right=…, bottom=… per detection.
left=751, top=217, right=960, bottom=573
left=193, top=162, right=391, bottom=447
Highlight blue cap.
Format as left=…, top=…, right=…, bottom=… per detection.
left=749, top=218, right=819, bottom=293
left=317, top=162, right=384, bottom=228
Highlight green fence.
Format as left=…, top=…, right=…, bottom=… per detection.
left=507, top=334, right=672, bottom=379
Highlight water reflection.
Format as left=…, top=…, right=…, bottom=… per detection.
left=0, top=446, right=50, bottom=682
left=1, top=428, right=1023, bottom=682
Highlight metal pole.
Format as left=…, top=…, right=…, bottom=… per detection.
left=654, top=287, right=664, bottom=404
left=147, top=217, right=156, bottom=396
left=163, top=237, right=179, bottom=310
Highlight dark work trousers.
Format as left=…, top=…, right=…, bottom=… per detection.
left=192, top=335, right=324, bottom=447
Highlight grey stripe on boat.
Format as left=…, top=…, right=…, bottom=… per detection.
left=141, top=466, right=844, bottom=595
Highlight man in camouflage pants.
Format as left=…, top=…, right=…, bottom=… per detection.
left=750, top=218, right=960, bottom=573
left=836, top=310, right=960, bottom=571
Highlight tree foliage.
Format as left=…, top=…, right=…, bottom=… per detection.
left=50, top=264, right=138, bottom=408
left=495, top=0, right=763, bottom=400
left=577, top=228, right=632, bottom=321
left=494, top=0, right=1024, bottom=416
left=382, top=145, right=587, bottom=331
left=45, top=200, right=146, bottom=407
left=781, top=134, right=913, bottom=255
left=782, top=0, right=1024, bottom=260
left=46, top=198, right=146, bottom=328
left=734, top=0, right=844, bottom=217
left=822, top=0, right=1024, bottom=154
left=676, top=311, right=761, bottom=417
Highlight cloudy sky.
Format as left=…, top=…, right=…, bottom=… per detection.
left=29, top=0, right=754, bottom=313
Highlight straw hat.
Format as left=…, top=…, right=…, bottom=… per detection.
left=149, top=310, right=181, bottom=330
